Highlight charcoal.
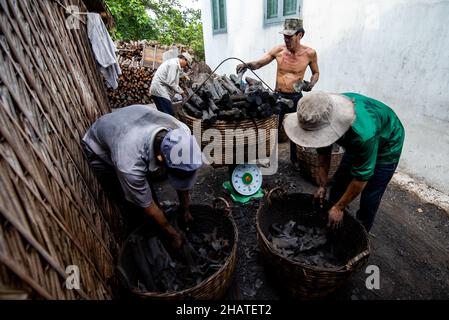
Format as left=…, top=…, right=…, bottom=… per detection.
left=218, top=109, right=242, bottom=121
left=202, top=108, right=217, bottom=124
left=217, top=93, right=232, bottom=109
left=186, top=88, right=206, bottom=109
left=213, top=78, right=228, bottom=97
left=222, top=75, right=242, bottom=94
left=202, top=79, right=221, bottom=101
left=268, top=220, right=341, bottom=269
left=219, top=77, right=239, bottom=95
left=130, top=235, right=155, bottom=291
left=129, top=218, right=232, bottom=294
left=229, top=74, right=240, bottom=87
left=182, top=73, right=298, bottom=121
left=207, top=98, right=219, bottom=114
left=230, top=94, right=247, bottom=102
left=184, top=101, right=202, bottom=118
left=245, top=76, right=262, bottom=87
left=232, top=101, right=249, bottom=109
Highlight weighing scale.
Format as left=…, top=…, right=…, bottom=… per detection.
left=223, top=164, right=265, bottom=204
left=180, top=57, right=276, bottom=205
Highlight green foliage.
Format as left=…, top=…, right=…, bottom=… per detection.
left=105, top=0, right=204, bottom=59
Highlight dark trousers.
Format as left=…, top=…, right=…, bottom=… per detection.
left=278, top=92, right=303, bottom=163
left=152, top=96, right=174, bottom=116
left=329, top=153, right=398, bottom=231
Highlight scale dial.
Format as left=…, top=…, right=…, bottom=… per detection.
left=230, top=164, right=263, bottom=196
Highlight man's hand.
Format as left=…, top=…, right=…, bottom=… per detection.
left=183, top=210, right=193, bottom=224
left=327, top=206, right=344, bottom=229
left=236, top=63, right=248, bottom=74
left=314, top=186, right=327, bottom=208
left=169, top=230, right=184, bottom=250
left=302, top=80, right=314, bottom=92
left=142, top=203, right=184, bottom=250
left=183, top=209, right=194, bottom=231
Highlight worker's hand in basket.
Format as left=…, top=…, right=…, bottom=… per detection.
left=313, top=186, right=327, bottom=208
left=169, top=230, right=184, bottom=250
left=183, top=209, right=194, bottom=229
left=327, top=206, right=344, bottom=229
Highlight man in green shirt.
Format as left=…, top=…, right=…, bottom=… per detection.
left=283, top=92, right=405, bottom=231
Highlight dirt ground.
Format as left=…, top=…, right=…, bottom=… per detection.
left=154, top=142, right=449, bottom=300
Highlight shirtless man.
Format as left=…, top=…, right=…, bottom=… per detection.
left=236, top=18, right=319, bottom=166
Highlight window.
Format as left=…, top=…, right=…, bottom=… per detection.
left=264, top=0, right=302, bottom=25
left=212, top=0, right=227, bottom=34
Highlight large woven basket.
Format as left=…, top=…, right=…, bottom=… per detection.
left=256, top=190, right=370, bottom=299
left=179, top=110, right=278, bottom=166
left=118, top=199, right=238, bottom=300
left=296, top=145, right=344, bottom=185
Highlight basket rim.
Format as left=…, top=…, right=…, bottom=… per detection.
left=131, top=204, right=239, bottom=298
left=296, top=144, right=345, bottom=155
left=256, top=195, right=370, bottom=273
left=179, top=108, right=279, bottom=126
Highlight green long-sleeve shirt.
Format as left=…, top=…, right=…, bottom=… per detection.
left=317, top=93, right=405, bottom=181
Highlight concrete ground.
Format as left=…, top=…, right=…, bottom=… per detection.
left=153, top=142, right=449, bottom=300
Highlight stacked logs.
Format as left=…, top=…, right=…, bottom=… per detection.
left=182, top=73, right=294, bottom=124
left=107, top=41, right=194, bottom=108
left=106, top=56, right=154, bottom=108
left=106, top=41, right=154, bottom=108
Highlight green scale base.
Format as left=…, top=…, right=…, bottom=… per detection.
left=222, top=181, right=265, bottom=204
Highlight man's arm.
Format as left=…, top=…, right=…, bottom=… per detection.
left=115, top=170, right=183, bottom=248
left=328, top=179, right=367, bottom=228
left=143, top=202, right=183, bottom=248
left=328, top=137, right=378, bottom=228
left=334, top=179, right=367, bottom=210
left=303, top=49, right=320, bottom=91
left=236, top=46, right=281, bottom=73
left=176, top=190, right=193, bottom=224
left=314, top=146, right=332, bottom=207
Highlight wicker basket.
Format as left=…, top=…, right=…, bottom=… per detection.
left=296, top=144, right=344, bottom=185
left=179, top=110, right=278, bottom=166
left=256, top=190, right=370, bottom=299
left=117, top=199, right=238, bottom=300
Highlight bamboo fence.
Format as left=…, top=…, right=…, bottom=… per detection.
left=0, top=0, right=122, bottom=299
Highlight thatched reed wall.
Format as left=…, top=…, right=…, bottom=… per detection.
left=0, top=0, right=122, bottom=299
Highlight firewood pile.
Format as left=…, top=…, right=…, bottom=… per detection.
left=182, top=73, right=294, bottom=124
left=107, top=40, right=194, bottom=108
left=106, top=57, right=154, bottom=108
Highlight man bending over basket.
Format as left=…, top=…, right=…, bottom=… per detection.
left=82, top=105, right=203, bottom=248
left=283, top=92, right=405, bottom=232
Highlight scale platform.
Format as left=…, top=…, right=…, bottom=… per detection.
left=223, top=164, right=265, bottom=204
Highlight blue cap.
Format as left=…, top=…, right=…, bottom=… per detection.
left=161, top=128, right=203, bottom=190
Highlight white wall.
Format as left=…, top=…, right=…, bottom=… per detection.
left=201, top=0, right=449, bottom=194
left=201, top=0, right=287, bottom=88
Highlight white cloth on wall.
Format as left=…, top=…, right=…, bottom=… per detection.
left=87, top=13, right=121, bottom=90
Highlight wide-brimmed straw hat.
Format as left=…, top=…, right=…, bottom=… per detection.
left=283, top=92, right=355, bottom=148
